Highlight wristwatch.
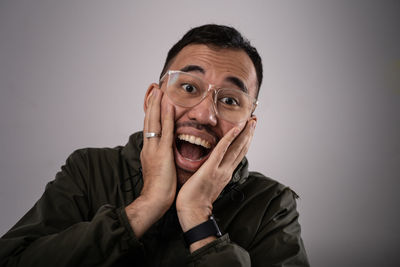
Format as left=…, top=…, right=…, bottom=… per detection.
left=183, top=215, right=223, bottom=246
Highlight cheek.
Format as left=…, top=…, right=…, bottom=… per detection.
left=160, top=95, right=187, bottom=123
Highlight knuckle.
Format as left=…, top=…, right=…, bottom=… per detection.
left=219, top=169, right=230, bottom=180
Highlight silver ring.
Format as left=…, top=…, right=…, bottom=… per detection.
left=145, top=132, right=161, bottom=139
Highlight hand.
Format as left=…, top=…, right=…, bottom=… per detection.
left=176, top=119, right=257, bottom=235
left=140, top=88, right=176, bottom=208
left=125, top=88, right=176, bottom=238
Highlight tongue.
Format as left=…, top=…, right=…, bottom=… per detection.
left=180, top=142, right=203, bottom=160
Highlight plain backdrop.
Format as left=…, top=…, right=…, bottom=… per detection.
left=1, top=1, right=399, bottom=266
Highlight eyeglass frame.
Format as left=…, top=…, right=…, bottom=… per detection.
left=159, top=70, right=259, bottom=123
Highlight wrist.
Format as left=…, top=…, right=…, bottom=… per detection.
left=125, top=195, right=170, bottom=238
left=190, top=236, right=217, bottom=253
left=140, top=190, right=174, bottom=212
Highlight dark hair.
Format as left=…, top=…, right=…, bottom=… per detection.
left=160, top=24, right=263, bottom=99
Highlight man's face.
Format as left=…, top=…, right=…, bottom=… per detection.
left=152, top=44, right=258, bottom=185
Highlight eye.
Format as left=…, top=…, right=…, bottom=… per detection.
left=220, top=97, right=239, bottom=106
left=181, top=83, right=197, bottom=93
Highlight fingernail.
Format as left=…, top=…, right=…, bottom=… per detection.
left=153, top=89, right=158, bottom=97
left=252, top=121, right=257, bottom=129
left=234, top=127, right=240, bottom=136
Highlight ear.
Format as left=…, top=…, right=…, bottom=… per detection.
left=143, top=83, right=160, bottom=112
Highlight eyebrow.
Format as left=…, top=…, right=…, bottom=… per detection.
left=180, top=65, right=205, bottom=73
left=225, top=76, right=248, bottom=94
left=179, top=64, right=248, bottom=93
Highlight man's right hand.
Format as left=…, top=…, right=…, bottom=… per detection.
left=140, top=88, right=176, bottom=210
left=125, top=88, right=176, bottom=238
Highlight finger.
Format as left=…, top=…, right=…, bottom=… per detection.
left=205, top=126, right=241, bottom=168
left=230, top=133, right=252, bottom=169
left=232, top=125, right=256, bottom=169
left=143, top=90, right=155, bottom=146
left=147, top=89, right=163, bottom=144
left=160, top=101, right=175, bottom=147
left=221, top=120, right=256, bottom=169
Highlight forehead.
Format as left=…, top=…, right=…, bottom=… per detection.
left=168, top=44, right=258, bottom=97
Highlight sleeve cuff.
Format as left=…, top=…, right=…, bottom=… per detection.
left=117, top=206, right=144, bottom=252
left=188, top=234, right=230, bottom=262
left=187, top=234, right=251, bottom=266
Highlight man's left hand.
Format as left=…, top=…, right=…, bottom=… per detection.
left=176, top=118, right=256, bottom=251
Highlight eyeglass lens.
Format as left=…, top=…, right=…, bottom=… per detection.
left=166, top=71, right=254, bottom=123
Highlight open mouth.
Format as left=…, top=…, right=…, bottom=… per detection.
left=176, top=134, right=212, bottom=162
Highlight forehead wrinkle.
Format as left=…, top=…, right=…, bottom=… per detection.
left=183, top=53, right=250, bottom=87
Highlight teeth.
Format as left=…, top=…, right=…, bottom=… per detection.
left=177, top=134, right=211, bottom=149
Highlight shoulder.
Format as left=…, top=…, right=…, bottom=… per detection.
left=66, top=131, right=143, bottom=170
left=55, top=145, right=126, bottom=192
left=63, top=145, right=128, bottom=184
left=244, top=171, right=299, bottom=202
left=67, top=146, right=124, bottom=164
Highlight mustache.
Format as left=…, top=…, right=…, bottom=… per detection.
left=175, top=121, right=219, bottom=141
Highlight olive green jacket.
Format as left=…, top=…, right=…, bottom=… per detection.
left=0, top=132, right=309, bottom=266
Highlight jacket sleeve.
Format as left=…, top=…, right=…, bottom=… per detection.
left=187, top=187, right=309, bottom=267
left=187, top=234, right=251, bottom=267
left=0, top=150, right=143, bottom=267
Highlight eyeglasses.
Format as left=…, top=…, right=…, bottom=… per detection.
left=160, top=70, right=258, bottom=123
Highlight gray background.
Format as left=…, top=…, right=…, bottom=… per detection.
left=1, top=0, right=399, bottom=266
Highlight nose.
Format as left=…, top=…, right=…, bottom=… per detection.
left=187, top=93, right=217, bottom=126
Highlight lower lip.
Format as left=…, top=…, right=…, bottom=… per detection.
left=173, top=141, right=211, bottom=172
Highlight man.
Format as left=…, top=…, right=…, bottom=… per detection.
left=0, top=24, right=309, bottom=266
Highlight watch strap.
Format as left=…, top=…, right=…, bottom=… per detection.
left=183, top=215, right=222, bottom=246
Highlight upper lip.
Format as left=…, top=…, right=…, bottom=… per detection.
left=177, top=134, right=212, bottom=149
left=175, top=127, right=218, bottom=149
